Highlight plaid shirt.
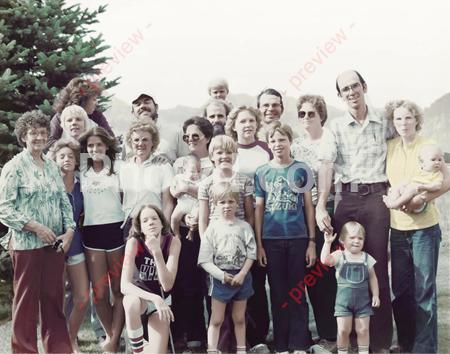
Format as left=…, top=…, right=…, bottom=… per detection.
left=318, top=107, right=389, bottom=184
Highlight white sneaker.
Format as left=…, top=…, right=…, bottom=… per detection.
left=249, top=343, right=270, bottom=353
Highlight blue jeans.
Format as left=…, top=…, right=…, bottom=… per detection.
left=263, top=238, right=310, bottom=352
left=391, top=224, right=441, bottom=353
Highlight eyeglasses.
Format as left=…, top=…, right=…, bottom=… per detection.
left=340, top=82, right=361, bottom=94
left=182, top=133, right=202, bottom=143
left=298, top=111, right=317, bottom=119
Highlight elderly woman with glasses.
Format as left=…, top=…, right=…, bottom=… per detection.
left=171, top=117, right=214, bottom=352
left=0, top=110, right=75, bottom=353
left=290, top=94, right=338, bottom=352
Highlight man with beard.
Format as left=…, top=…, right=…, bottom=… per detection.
left=131, top=93, right=189, bottom=163
left=256, top=88, right=284, bottom=142
left=202, top=98, right=232, bottom=136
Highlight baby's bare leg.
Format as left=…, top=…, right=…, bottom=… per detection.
left=383, top=183, right=419, bottom=209
left=170, top=206, right=185, bottom=238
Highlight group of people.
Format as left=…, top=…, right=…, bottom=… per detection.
left=0, top=70, right=448, bottom=354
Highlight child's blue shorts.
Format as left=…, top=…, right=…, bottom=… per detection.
left=209, top=269, right=254, bottom=302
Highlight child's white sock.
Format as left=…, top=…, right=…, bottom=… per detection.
left=358, top=345, right=369, bottom=354
left=337, top=348, right=348, bottom=354
left=236, top=345, right=246, bottom=354
left=127, top=327, right=144, bottom=353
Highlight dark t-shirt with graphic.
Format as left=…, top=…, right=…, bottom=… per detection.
left=255, top=160, right=313, bottom=239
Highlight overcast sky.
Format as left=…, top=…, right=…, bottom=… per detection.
left=69, top=0, right=450, bottom=111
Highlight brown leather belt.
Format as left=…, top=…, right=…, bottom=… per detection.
left=339, top=182, right=388, bottom=196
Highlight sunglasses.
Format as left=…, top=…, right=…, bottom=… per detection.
left=298, top=111, right=317, bottom=119
left=182, top=133, right=202, bottom=143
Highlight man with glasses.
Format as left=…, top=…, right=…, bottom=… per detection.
left=316, top=70, right=393, bottom=353
left=256, top=88, right=284, bottom=142
left=131, top=93, right=189, bottom=163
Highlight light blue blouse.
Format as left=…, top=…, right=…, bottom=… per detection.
left=0, top=150, right=76, bottom=250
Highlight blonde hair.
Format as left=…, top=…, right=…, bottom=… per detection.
left=60, top=105, right=88, bottom=131
left=125, top=120, right=160, bottom=155
left=208, top=134, right=237, bottom=159
left=339, top=221, right=366, bottom=242
left=225, top=106, right=262, bottom=141
left=418, top=144, right=443, bottom=163
left=210, top=181, right=240, bottom=205
left=384, top=99, right=424, bottom=136
left=208, top=78, right=229, bottom=94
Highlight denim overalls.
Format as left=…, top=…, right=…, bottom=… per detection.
left=334, top=251, right=374, bottom=317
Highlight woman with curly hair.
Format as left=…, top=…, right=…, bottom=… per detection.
left=291, top=95, right=338, bottom=352
left=120, top=120, right=175, bottom=238
left=0, top=110, right=75, bottom=353
left=48, top=77, right=114, bottom=147
left=78, top=126, right=124, bottom=353
left=384, top=100, right=450, bottom=353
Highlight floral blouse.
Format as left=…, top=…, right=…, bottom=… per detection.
left=0, top=150, right=76, bottom=250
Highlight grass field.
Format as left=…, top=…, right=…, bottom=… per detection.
left=1, top=196, right=449, bottom=353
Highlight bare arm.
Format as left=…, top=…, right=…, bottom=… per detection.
left=120, top=239, right=167, bottom=301
left=304, top=190, right=316, bottom=268
left=316, top=160, right=334, bottom=233
left=162, top=187, right=174, bottom=224
left=255, top=196, right=266, bottom=267
left=244, top=195, right=255, bottom=229
left=369, top=266, right=380, bottom=307
left=198, top=199, right=209, bottom=237
left=320, top=232, right=337, bottom=266
left=152, top=236, right=181, bottom=292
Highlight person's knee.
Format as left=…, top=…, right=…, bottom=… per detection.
left=122, top=294, right=141, bottom=311
left=337, top=326, right=351, bottom=338
left=355, top=321, right=369, bottom=337
left=209, top=314, right=224, bottom=328
left=73, top=293, right=89, bottom=311
left=232, top=311, right=245, bottom=327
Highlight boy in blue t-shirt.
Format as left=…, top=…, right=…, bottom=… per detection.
left=255, top=122, right=316, bottom=353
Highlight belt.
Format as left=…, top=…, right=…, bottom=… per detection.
left=339, top=182, right=388, bottom=196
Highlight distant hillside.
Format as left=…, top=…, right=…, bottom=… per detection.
left=104, top=93, right=449, bottom=151
left=104, top=93, right=345, bottom=136
left=421, top=93, right=450, bottom=153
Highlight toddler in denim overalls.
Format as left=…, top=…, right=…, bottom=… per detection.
left=320, top=221, right=380, bottom=354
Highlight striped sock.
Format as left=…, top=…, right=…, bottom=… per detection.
left=236, top=345, right=246, bottom=354
left=128, top=327, right=144, bottom=353
left=358, top=345, right=369, bottom=354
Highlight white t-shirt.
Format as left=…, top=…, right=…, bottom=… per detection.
left=233, top=140, right=272, bottom=180
left=120, top=157, right=174, bottom=220
left=80, top=166, right=124, bottom=226
left=198, top=219, right=257, bottom=271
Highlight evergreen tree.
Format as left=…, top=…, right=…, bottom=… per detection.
left=0, top=0, right=119, bottom=167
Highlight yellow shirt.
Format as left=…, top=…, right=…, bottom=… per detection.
left=386, top=136, right=440, bottom=231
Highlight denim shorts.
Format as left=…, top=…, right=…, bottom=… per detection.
left=66, top=252, right=85, bottom=266
left=334, top=286, right=373, bottom=318
left=209, top=270, right=254, bottom=302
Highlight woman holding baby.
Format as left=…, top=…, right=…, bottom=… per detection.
left=384, top=99, right=450, bottom=353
